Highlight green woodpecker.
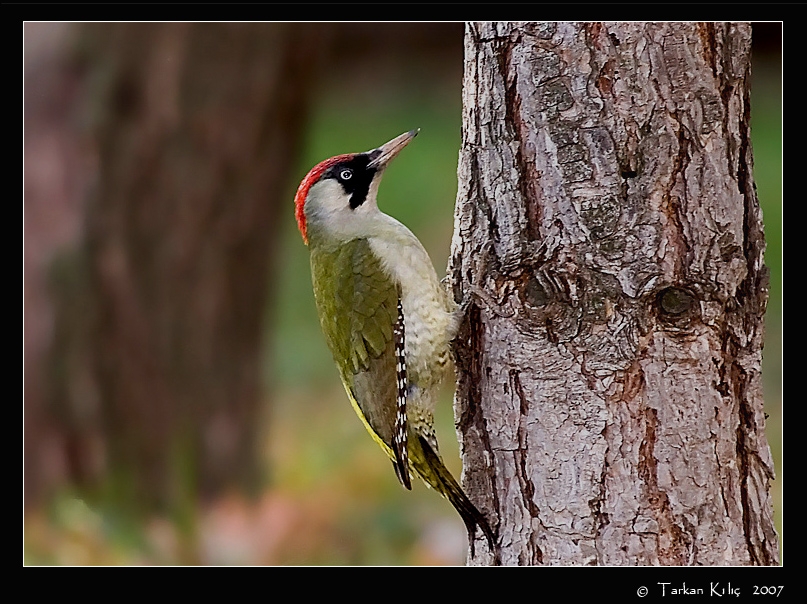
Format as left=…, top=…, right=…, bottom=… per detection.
left=294, top=129, right=494, bottom=552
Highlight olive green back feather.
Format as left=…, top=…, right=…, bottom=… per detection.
left=310, top=238, right=400, bottom=449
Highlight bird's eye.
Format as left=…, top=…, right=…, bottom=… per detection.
left=339, top=169, right=353, bottom=181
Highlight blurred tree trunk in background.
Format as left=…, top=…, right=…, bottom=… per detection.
left=450, top=22, right=778, bottom=565
left=27, top=23, right=326, bottom=513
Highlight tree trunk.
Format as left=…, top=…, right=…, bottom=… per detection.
left=36, top=23, right=324, bottom=512
left=450, top=22, right=778, bottom=566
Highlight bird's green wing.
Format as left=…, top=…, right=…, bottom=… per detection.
left=310, top=238, right=409, bottom=486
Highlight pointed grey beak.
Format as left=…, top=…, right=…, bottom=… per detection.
left=367, top=129, right=419, bottom=169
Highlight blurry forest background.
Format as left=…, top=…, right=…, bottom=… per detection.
left=23, top=22, right=782, bottom=565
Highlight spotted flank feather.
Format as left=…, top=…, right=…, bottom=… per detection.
left=391, top=298, right=411, bottom=490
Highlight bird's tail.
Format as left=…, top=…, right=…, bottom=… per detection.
left=411, top=434, right=496, bottom=557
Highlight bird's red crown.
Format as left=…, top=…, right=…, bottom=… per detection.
left=294, top=154, right=353, bottom=245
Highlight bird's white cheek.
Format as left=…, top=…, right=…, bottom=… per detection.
left=305, top=181, right=357, bottom=240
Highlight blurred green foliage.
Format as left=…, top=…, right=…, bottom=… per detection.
left=750, top=50, right=782, bottom=552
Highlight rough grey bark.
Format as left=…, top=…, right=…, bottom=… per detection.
left=450, top=22, right=778, bottom=566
